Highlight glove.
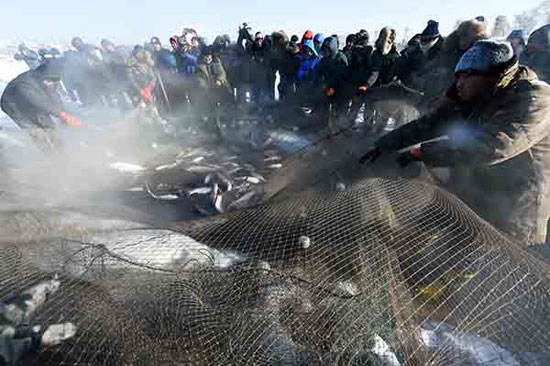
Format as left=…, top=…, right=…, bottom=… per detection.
left=326, top=88, right=335, bottom=97
left=358, top=85, right=368, bottom=95
left=359, top=146, right=382, bottom=164
left=140, top=87, right=153, bottom=104
left=58, top=112, right=83, bottom=128
left=396, top=147, right=422, bottom=167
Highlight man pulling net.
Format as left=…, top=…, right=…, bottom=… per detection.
left=361, top=39, right=550, bottom=247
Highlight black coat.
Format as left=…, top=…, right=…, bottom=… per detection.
left=366, top=47, right=400, bottom=88
left=1, top=69, right=63, bottom=129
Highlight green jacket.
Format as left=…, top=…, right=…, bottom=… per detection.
left=376, top=62, right=550, bottom=244
left=197, top=57, right=230, bottom=90
left=318, top=37, right=349, bottom=91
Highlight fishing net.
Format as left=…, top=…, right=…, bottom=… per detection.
left=2, top=175, right=550, bottom=365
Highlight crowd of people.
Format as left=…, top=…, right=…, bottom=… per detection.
left=2, top=18, right=550, bottom=247
left=5, top=20, right=550, bottom=125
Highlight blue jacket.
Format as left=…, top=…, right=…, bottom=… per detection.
left=176, top=49, right=200, bottom=74
left=154, top=48, right=177, bottom=72
left=296, top=40, right=320, bottom=84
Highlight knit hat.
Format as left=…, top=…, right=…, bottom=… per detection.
left=455, top=40, right=514, bottom=74
left=421, top=20, right=440, bottom=39
left=301, top=39, right=318, bottom=57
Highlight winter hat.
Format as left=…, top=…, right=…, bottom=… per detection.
left=36, top=60, right=62, bottom=82
left=455, top=39, right=514, bottom=75
left=346, top=34, right=358, bottom=45
left=357, top=29, right=370, bottom=43
left=314, top=33, right=325, bottom=43
left=255, top=32, right=264, bottom=41
left=302, top=30, right=314, bottom=42
left=150, top=37, right=161, bottom=45
left=421, top=20, right=440, bottom=39
left=301, top=39, right=318, bottom=57
left=291, top=35, right=299, bottom=44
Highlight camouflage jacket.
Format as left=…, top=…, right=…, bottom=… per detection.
left=376, top=62, right=550, bottom=244
left=126, top=55, right=156, bottom=90
left=197, top=58, right=230, bottom=90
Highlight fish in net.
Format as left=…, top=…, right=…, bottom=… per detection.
left=1, top=177, right=550, bottom=365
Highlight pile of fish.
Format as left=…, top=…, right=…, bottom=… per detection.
left=110, top=144, right=285, bottom=216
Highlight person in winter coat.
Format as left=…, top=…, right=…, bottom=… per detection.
left=364, top=28, right=400, bottom=89
left=249, top=32, right=274, bottom=102
left=295, top=39, right=320, bottom=104
left=126, top=45, right=156, bottom=105
left=360, top=40, right=550, bottom=246
left=196, top=46, right=232, bottom=136
left=318, top=37, right=349, bottom=95
left=347, top=30, right=373, bottom=118
left=506, top=30, right=527, bottom=63
left=63, top=36, right=108, bottom=106
left=150, top=37, right=176, bottom=72
left=318, top=36, right=349, bottom=128
left=271, top=31, right=299, bottom=101
left=427, top=19, right=486, bottom=97
left=174, top=35, right=200, bottom=75
left=398, top=20, right=445, bottom=94
left=100, top=39, right=132, bottom=106
left=313, top=33, right=325, bottom=55
left=197, top=46, right=230, bottom=91
left=1, top=61, right=83, bottom=150
left=348, top=30, right=373, bottom=89
left=525, top=24, right=550, bottom=83
left=343, top=34, right=358, bottom=61
left=14, top=44, right=41, bottom=70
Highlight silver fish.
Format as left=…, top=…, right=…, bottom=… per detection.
left=227, top=190, right=258, bottom=211
left=145, top=183, right=180, bottom=200
left=192, top=156, right=205, bottom=163
left=264, top=156, right=282, bottom=162
left=155, top=162, right=179, bottom=171
left=187, top=187, right=213, bottom=195
left=222, top=162, right=240, bottom=168
left=235, top=176, right=261, bottom=184
left=187, top=165, right=220, bottom=173
left=267, top=164, right=283, bottom=169
left=250, top=172, right=266, bottom=182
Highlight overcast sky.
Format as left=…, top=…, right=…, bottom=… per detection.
left=2, top=0, right=544, bottom=46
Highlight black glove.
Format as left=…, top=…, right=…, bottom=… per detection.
left=359, top=146, right=382, bottom=164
